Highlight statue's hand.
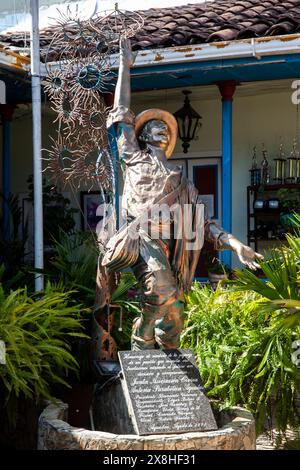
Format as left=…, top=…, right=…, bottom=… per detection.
left=120, top=37, right=134, bottom=67
left=235, top=243, right=264, bottom=270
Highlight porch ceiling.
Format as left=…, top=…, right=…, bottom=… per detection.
left=2, top=51, right=300, bottom=105
left=0, top=64, right=31, bottom=103
left=132, top=78, right=296, bottom=104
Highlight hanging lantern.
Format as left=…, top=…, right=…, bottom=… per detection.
left=173, top=90, right=202, bottom=153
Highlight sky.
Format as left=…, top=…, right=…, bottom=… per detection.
left=0, top=0, right=212, bottom=33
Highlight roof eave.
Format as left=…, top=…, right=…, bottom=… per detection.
left=130, top=33, right=300, bottom=69
left=41, top=33, right=300, bottom=74
left=0, top=45, right=30, bottom=71
left=2, top=33, right=300, bottom=76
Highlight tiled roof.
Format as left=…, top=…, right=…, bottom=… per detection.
left=132, top=0, right=300, bottom=50
left=1, top=0, right=300, bottom=59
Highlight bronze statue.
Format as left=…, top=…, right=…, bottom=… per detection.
left=99, top=38, right=262, bottom=351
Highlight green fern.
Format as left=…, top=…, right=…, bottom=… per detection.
left=0, top=281, right=87, bottom=424
left=181, top=283, right=300, bottom=435
left=48, top=230, right=98, bottom=305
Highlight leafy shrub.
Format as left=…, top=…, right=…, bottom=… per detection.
left=110, top=272, right=141, bottom=350
left=27, top=176, right=78, bottom=246
left=0, top=279, right=86, bottom=424
left=48, top=230, right=98, bottom=305
left=181, top=283, right=300, bottom=433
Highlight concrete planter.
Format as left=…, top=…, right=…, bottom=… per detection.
left=38, top=399, right=256, bottom=450
left=208, top=272, right=228, bottom=290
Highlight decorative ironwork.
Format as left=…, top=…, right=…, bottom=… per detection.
left=51, top=91, right=82, bottom=127
left=80, top=100, right=109, bottom=146
left=73, top=146, right=114, bottom=191
left=44, top=4, right=143, bottom=191
left=66, top=57, right=112, bottom=108
left=43, top=69, right=65, bottom=98
left=44, top=134, right=80, bottom=185
left=91, top=5, right=144, bottom=44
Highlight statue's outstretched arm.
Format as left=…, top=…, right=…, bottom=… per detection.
left=114, top=38, right=134, bottom=110
left=218, top=232, right=263, bottom=270
left=205, top=222, right=263, bottom=270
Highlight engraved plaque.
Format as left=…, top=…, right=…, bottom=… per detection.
left=118, top=349, right=218, bottom=435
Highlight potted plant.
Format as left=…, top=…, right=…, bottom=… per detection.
left=277, top=188, right=300, bottom=229
left=203, top=249, right=229, bottom=289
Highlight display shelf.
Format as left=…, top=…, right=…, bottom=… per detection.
left=247, top=184, right=300, bottom=251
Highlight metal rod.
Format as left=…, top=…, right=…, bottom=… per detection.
left=30, top=0, right=44, bottom=291
left=107, top=125, right=120, bottom=230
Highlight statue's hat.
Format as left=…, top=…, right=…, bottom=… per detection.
left=135, top=109, right=178, bottom=158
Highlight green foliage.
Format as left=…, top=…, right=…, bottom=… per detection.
left=39, top=231, right=99, bottom=382
left=0, top=193, right=30, bottom=288
left=27, top=175, right=78, bottom=246
left=182, top=217, right=300, bottom=434
left=232, top=219, right=300, bottom=329
left=277, top=188, right=300, bottom=213
left=0, top=280, right=86, bottom=424
left=111, top=272, right=141, bottom=350
left=48, top=230, right=98, bottom=305
left=47, top=233, right=141, bottom=359
left=181, top=283, right=300, bottom=434
left=202, top=248, right=230, bottom=274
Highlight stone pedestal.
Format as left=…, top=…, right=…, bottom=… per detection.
left=38, top=396, right=256, bottom=450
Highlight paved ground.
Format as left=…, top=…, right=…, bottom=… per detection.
left=256, top=428, right=300, bottom=450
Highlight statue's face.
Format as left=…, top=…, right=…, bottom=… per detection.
left=139, top=120, right=169, bottom=151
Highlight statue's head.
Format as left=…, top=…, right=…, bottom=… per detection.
left=135, top=109, right=178, bottom=158
left=138, top=120, right=169, bottom=151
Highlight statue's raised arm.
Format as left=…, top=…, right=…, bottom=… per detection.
left=113, top=38, right=134, bottom=110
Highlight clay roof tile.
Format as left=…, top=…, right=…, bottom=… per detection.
left=208, top=28, right=240, bottom=42
left=2, top=0, right=300, bottom=60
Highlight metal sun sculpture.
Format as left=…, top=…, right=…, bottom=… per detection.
left=44, top=133, right=114, bottom=192
left=43, top=69, right=66, bottom=98
left=44, top=4, right=144, bottom=192
left=66, top=57, right=113, bottom=109
left=73, top=146, right=114, bottom=192
left=44, top=6, right=113, bottom=71
left=91, top=5, right=144, bottom=43
left=79, top=99, right=109, bottom=145
left=44, top=134, right=81, bottom=185
left=51, top=91, right=82, bottom=128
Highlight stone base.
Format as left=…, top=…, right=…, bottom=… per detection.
left=38, top=399, right=256, bottom=450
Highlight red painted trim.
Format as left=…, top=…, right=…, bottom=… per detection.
left=217, top=81, right=237, bottom=102
left=102, top=92, right=114, bottom=108
left=0, top=104, right=15, bottom=122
